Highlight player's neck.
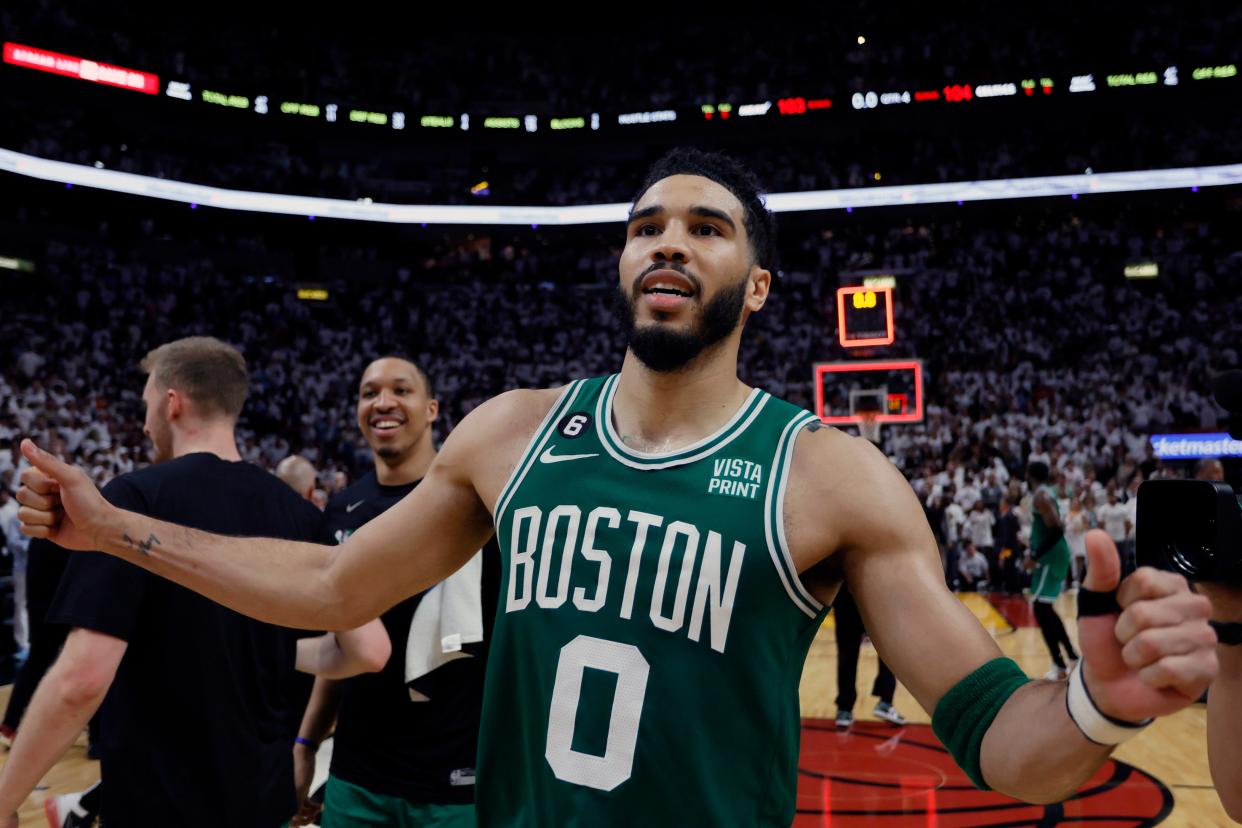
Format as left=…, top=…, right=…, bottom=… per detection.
left=171, top=423, right=242, bottom=462
left=373, top=431, right=436, bottom=486
left=612, top=347, right=751, bottom=454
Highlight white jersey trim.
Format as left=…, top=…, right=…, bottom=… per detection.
left=493, top=381, right=585, bottom=527
left=763, top=412, right=825, bottom=619
left=596, top=374, right=770, bottom=471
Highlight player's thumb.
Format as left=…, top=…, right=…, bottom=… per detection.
left=1082, top=529, right=1121, bottom=593
left=21, top=438, right=73, bottom=483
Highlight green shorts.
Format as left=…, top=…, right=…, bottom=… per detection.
left=1030, top=547, right=1070, bottom=603
left=320, top=775, right=477, bottom=828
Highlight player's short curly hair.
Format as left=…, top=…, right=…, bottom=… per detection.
left=632, top=147, right=778, bottom=271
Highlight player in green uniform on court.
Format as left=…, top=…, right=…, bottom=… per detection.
left=16, top=149, right=1219, bottom=827
left=1025, top=461, right=1081, bottom=680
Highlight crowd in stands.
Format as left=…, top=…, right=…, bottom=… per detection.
left=0, top=192, right=1235, bottom=528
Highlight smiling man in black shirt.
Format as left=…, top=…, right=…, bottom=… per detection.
left=0, top=337, right=360, bottom=827
left=292, top=356, right=497, bottom=828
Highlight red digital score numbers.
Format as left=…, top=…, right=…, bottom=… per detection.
left=836, top=286, right=895, bottom=347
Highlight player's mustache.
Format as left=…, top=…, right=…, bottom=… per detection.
left=631, top=262, right=702, bottom=299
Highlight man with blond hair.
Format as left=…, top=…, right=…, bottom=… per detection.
left=0, top=337, right=385, bottom=828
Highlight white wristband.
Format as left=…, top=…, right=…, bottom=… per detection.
left=1065, top=661, right=1152, bottom=746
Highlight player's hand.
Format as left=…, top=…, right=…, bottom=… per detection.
left=16, top=439, right=111, bottom=551
left=291, top=742, right=322, bottom=827
left=1077, top=529, right=1217, bottom=722
left=0, top=812, right=16, bottom=828
left=1022, top=555, right=1036, bottom=572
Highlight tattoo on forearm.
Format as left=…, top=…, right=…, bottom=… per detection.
left=123, top=532, right=161, bottom=556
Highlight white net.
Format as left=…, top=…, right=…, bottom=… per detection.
left=857, top=411, right=882, bottom=445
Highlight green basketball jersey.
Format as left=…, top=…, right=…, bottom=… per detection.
left=477, top=374, right=829, bottom=827
left=1030, top=485, right=1070, bottom=562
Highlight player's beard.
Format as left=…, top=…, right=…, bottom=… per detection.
left=614, top=271, right=748, bottom=373
left=147, top=404, right=175, bottom=464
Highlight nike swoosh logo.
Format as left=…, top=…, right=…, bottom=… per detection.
left=539, top=445, right=599, bottom=464
left=346, top=500, right=365, bottom=513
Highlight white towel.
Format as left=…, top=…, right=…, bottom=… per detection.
left=405, top=549, right=484, bottom=702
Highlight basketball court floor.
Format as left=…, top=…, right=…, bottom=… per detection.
left=0, top=592, right=1230, bottom=826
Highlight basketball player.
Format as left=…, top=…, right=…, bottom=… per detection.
left=292, top=356, right=497, bottom=828
left=0, top=338, right=384, bottom=828
left=16, top=151, right=1218, bottom=825
left=1024, top=461, right=1081, bottom=679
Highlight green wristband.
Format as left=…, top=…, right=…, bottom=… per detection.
left=932, top=657, right=1031, bottom=789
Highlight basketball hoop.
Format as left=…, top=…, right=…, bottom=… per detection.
left=857, top=410, right=882, bottom=445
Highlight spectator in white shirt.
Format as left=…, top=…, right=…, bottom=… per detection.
left=0, top=490, right=28, bottom=655
left=1095, top=490, right=1131, bottom=544
left=1063, top=498, right=1091, bottom=587
left=957, top=541, right=990, bottom=591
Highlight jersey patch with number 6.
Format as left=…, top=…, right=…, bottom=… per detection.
left=558, top=413, right=592, bottom=439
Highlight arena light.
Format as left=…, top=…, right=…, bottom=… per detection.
left=0, top=256, right=35, bottom=272
left=165, top=81, right=192, bottom=101
left=421, top=115, right=454, bottom=128
left=550, top=117, right=586, bottom=130
left=3, top=42, right=159, bottom=94
left=484, top=117, right=520, bottom=129
left=1125, top=262, right=1159, bottom=279
left=4, top=147, right=1240, bottom=225
left=296, top=287, right=329, bottom=301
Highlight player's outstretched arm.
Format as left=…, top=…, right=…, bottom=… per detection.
left=16, top=390, right=546, bottom=631
left=789, top=431, right=1216, bottom=803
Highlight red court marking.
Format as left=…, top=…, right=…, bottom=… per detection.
left=796, top=721, right=1172, bottom=827
left=986, top=593, right=1038, bottom=627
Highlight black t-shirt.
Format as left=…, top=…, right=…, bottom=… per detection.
left=47, top=454, right=329, bottom=828
left=325, top=470, right=499, bottom=804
